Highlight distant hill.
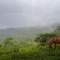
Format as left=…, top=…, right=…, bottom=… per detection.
left=0, top=26, right=54, bottom=41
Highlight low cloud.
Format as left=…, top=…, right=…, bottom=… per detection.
left=0, top=0, right=60, bottom=28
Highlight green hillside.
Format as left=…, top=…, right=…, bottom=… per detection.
left=0, top=26, right=59, bottom=60
left=0, top=26, right=53, bottom=41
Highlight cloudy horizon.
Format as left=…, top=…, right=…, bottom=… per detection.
left=0, top=0, right=60, bottom=29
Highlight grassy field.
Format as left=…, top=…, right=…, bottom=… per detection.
left=0, top=29, right=60, bottom=60
left=0, top=41, right=60, bottom=60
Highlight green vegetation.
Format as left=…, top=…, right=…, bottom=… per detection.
left=0, top=26, right=60, bottom=60
left=0, top=35, right=59, bottom=60
left=35, top=33, right=56, bottom=46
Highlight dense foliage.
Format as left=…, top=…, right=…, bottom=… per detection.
left=35, top=33, right=56, bottom=45
left=0, top=36, right=59, bottom=60
left=0, top=27, right=60, bottom=60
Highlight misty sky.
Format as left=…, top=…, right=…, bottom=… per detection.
left=0, top=0, right=60, bottom=29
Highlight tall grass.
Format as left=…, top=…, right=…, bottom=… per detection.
left=0, top=41, right=60, bottom=60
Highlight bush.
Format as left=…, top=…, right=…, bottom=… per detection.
left=35, top=33, right=56, bottom=45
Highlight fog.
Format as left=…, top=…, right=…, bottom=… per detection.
left=0, top=0, right=60, bottom=29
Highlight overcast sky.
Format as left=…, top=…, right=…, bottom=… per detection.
left=0, top=0, right=60, bottom=29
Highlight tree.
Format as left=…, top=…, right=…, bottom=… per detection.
left=35, top=33, right=56, bottom=46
